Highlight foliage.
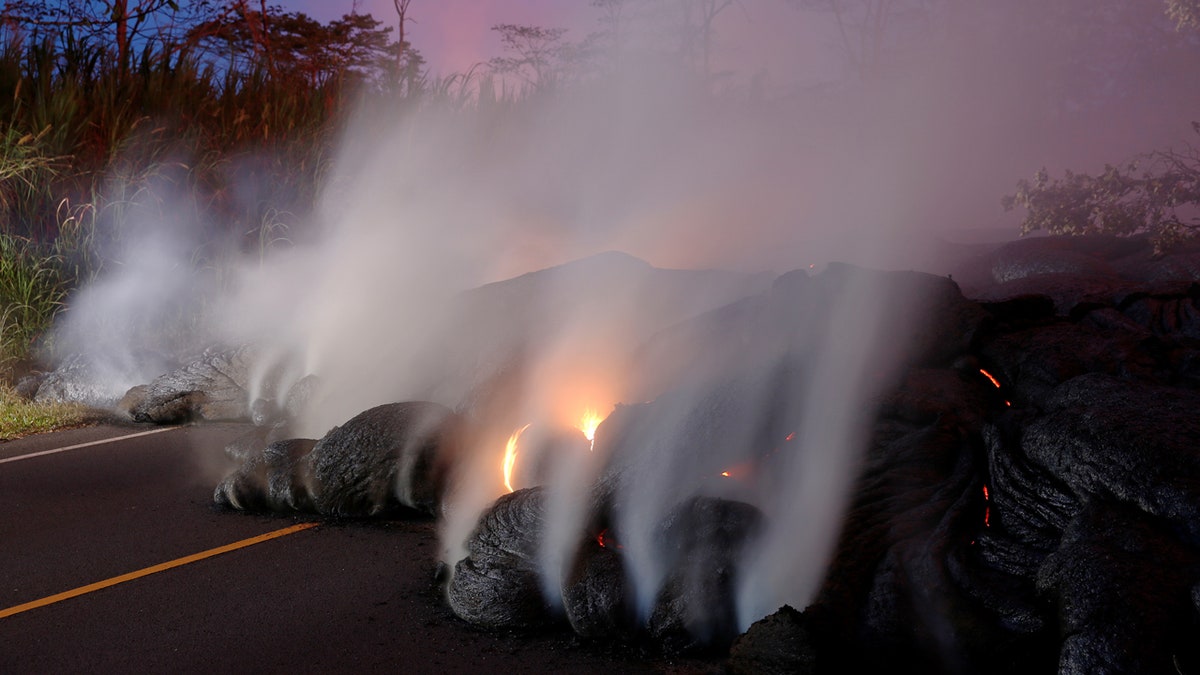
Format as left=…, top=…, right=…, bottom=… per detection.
left=0, top=383, right=92, bottom=439
left=1001, top=0, right=1200, bottom=254
left=187, top=5, right=417, bottom=91
left=489, top=24, right=589, bottom=94
left=0, top=1, right=427, bottom=381
left=0, top=118, right=62, bottom=235
left=1003, top=123, right=1200, bottom=253
left=0, top=232, right=73, bottom=376
left=1167, top=0, right=1200, bottom=29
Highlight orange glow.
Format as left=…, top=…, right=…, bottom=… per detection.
left=979, top=368, right=1002, bottom=389
left=596, top=528, right=622, bottom=550
left=577, top=408, right=604, bottom=451
left=717, top=461, right=755, bottom=480
left=502, top=424, right=531, bottom=493
left=982, top=485, right=992, bottom=528
left=784, top=432, right=796, bottom=442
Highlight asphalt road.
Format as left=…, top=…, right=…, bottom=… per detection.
left=0, top=423, right=704, bottom=674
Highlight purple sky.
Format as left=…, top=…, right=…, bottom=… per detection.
left=282, top=0, right=828, bottom=83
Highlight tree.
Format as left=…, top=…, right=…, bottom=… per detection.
left=585, top=0, right=738, bottom=84
left=1003, top=126, right=1200, bottom=253
left=488, top=23, right=585, bottom=93
left=187, top=4, right=408, bottom=89
left=1167, top=0, right=1200, bottom=29
left=783, top=0, right=945, bottom=80
left=1002, top=4, right=1200, bottom=253
left=0, top=0, right=218, bottom=78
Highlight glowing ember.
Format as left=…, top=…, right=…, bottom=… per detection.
left=979, top=368, right=1012, bottom=406
left=982, top=484, right=992, bottom=528
left=577, top=408, right=604, bottom=451
left=596, top=528, right=622, bottom=550
left=502, top=424, right=531, bottom=493
left=979, top=368, right=1002, bottom=388
left=721, top=471, right=731, bottom=478
left=784, top=432, right=796, bottom=442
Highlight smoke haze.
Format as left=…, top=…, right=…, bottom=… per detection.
left=52, top=0, right=1200, bottom=633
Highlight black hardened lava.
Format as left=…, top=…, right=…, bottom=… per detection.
left=117, top=234, right=1200, bottom=672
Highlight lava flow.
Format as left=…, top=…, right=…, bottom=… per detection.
left=979, top=368, right=1011, bottom=407
left=577, top=408, right=604, bottom=451
left=502, top=423, right=531, bottom=493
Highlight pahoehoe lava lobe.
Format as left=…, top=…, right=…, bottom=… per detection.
left=729, top=235, right=1200, bottom=673
left=308, top=401, right=460, bottom=516
left=445, top=485, right=764, bottom=653
left=70, top=236, right=1200, bottom=667
left=214, top=401, right=461, bottom=517
left=561, top=538, right=632, bottom=640
left=645, top=496, right=763, bottom=655
left=120, top=346, right=261, bottom=423
left=214, top=437, right=316, bottom=512
left=446, top=487, right=556, bottom=630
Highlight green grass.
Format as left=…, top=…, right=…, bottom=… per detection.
left=0, top=384, right=94, bottom=440
left=0, top=233, right=72, bottom=378
left=0, top=17, right=486, bottom=394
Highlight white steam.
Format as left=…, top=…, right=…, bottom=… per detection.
left=49, top=0, right=1200, bottom=635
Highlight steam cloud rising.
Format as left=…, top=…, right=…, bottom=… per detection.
left=51, top=1, right=1200, bottom=632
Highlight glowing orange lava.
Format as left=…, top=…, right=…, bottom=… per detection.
left=979, top=369, right=1012, bottom=407
left=982, top=484, right=992, bottom=528
left=979, top=368, right=1002, bottom=388
left=578, top=408, right=604, bottom=451
left=502, top=424, right=531, bottom=493
left=596, top=528, right=622, bottom=549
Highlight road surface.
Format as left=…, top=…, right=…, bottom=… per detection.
left=0, top=423, right=703, bottom=673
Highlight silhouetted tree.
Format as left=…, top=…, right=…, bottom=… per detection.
left=390, top=0, right=425, bottom=95
left=783, top=0, right=943, bottom=80
left=1003, top=3, right=1200, bottom=252
left=188, top=4, right=408, bottom=89
left=1004, top=126, right=1200, bottom=252
left=587, top=0, right=737, bottom=85
left=489, top=23, right=596, bottom=93
left=0, top=0, right=218, bottom=77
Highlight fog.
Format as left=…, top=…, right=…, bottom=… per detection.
left=53, top=0, right=1200, bottom=633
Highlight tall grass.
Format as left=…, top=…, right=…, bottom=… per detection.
left=0, top=16, right=494, bottom=385
left=0, top=23, right=357, bottom=378
left=0, top=233, right=69, bottom=377
left=0, top=382, right=92, bottom=439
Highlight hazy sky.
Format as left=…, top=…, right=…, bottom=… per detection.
left=282, top=0, right=829, bottom=83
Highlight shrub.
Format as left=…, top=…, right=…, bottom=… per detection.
left=1003, top=123, right=1200, bottom=254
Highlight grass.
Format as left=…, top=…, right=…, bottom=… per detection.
left=0, top=12, right=486, bottom=438
left=0, top=384, right=94, bottom=440
left=0, top=233, right=72, bottom=378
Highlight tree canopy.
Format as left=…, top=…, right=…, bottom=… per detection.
left=1003, top=3, right=1200, bottom=251
left=0, top=0, right=421, bottom=91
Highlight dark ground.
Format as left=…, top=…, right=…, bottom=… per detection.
left=0, top=423, right=716, bottom=673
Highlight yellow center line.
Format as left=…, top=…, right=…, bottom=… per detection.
left=0, top=521, right=319, bottom=620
